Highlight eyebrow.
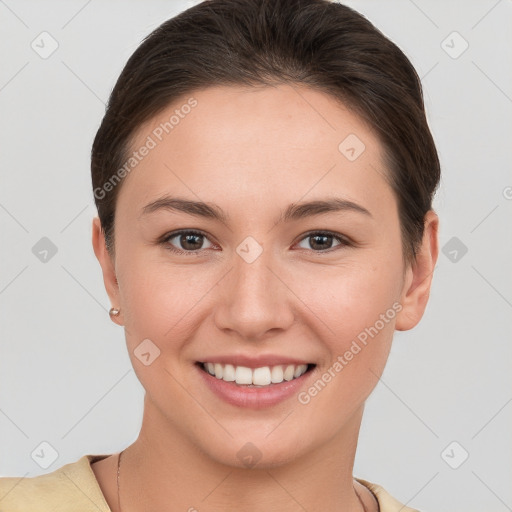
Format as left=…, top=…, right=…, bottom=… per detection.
left=140, top=195, right=372, bottom=223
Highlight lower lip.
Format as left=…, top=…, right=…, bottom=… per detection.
left=196, top=364, right=314, bottom=409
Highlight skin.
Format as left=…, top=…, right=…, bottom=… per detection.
left=91, top=83, right=439, bottom=512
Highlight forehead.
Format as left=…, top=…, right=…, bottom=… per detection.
left=118, top=84, right=392, bottom=218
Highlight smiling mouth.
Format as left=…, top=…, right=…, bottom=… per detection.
left=197, top=362, right=316, bottom=387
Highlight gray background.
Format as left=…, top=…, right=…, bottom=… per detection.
left=1, top=1, right=511, bottom=511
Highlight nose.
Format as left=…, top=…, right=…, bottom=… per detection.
left=213, top=248, right=295, bottom=341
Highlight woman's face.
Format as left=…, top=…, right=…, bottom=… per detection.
left=94, top=84, right=436, bottom=468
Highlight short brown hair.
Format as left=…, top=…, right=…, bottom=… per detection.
left=91, top=0, right=440, bottom=266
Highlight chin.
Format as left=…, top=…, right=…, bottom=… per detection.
left=194, top=430, right=310, bottom=471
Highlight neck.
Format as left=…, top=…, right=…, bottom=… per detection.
left=118, top=399, right=369, bottom=512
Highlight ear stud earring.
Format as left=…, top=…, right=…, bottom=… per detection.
left=109, top=307, right=121, bottom=317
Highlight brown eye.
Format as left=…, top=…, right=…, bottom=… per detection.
left=296, top=231, right=350, bottom=252
left=163, top=230, right=214, bottom=253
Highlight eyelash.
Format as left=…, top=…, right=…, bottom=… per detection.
left=160, top=229, right=353, bottom=255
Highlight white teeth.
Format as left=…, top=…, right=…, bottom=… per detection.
left=294, top=365, right=306, bottom=378
left=202, top=362, right=309, bottom=386
left=214, top=363, right=223, bottom=379
left=270, top=365, right=284, bottom=383
left=235, top=366, right=253, bottom=384
left=283, top=365, right=295, bottom=381
left=253, top=367, right=271, bottom=386
left=297, top=364, right=308, bottom=377
left=223, top=364, right=235, bottom=381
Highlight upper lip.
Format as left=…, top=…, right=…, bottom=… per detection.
left=197, top=354, right=314, bottom=369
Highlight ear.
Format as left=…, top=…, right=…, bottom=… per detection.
left=395, top=210, right=439, bottom=331
left=92, top=216, right=123, bottom=325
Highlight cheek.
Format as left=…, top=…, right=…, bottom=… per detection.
left=115, top=248, right=212, bottom=346
left=292, top=254, right=402, bottom=343
left=287, top=254, right=401, bottom=412
left=295, top=273, right=398, bottom=430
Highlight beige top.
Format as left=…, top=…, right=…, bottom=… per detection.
left=0, top=454, right=420, bottom=511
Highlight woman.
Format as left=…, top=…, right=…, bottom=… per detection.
left=0, top=0, right=440, bottom=510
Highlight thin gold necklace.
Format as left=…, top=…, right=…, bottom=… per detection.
left=116, top=450, right=122, bottom=512
left=116, top=449, right=370, bottom=512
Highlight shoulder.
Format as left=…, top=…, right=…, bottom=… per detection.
left=0, top=454, right=112, bottom=512
left=355, top=477, right=422, bottom=512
